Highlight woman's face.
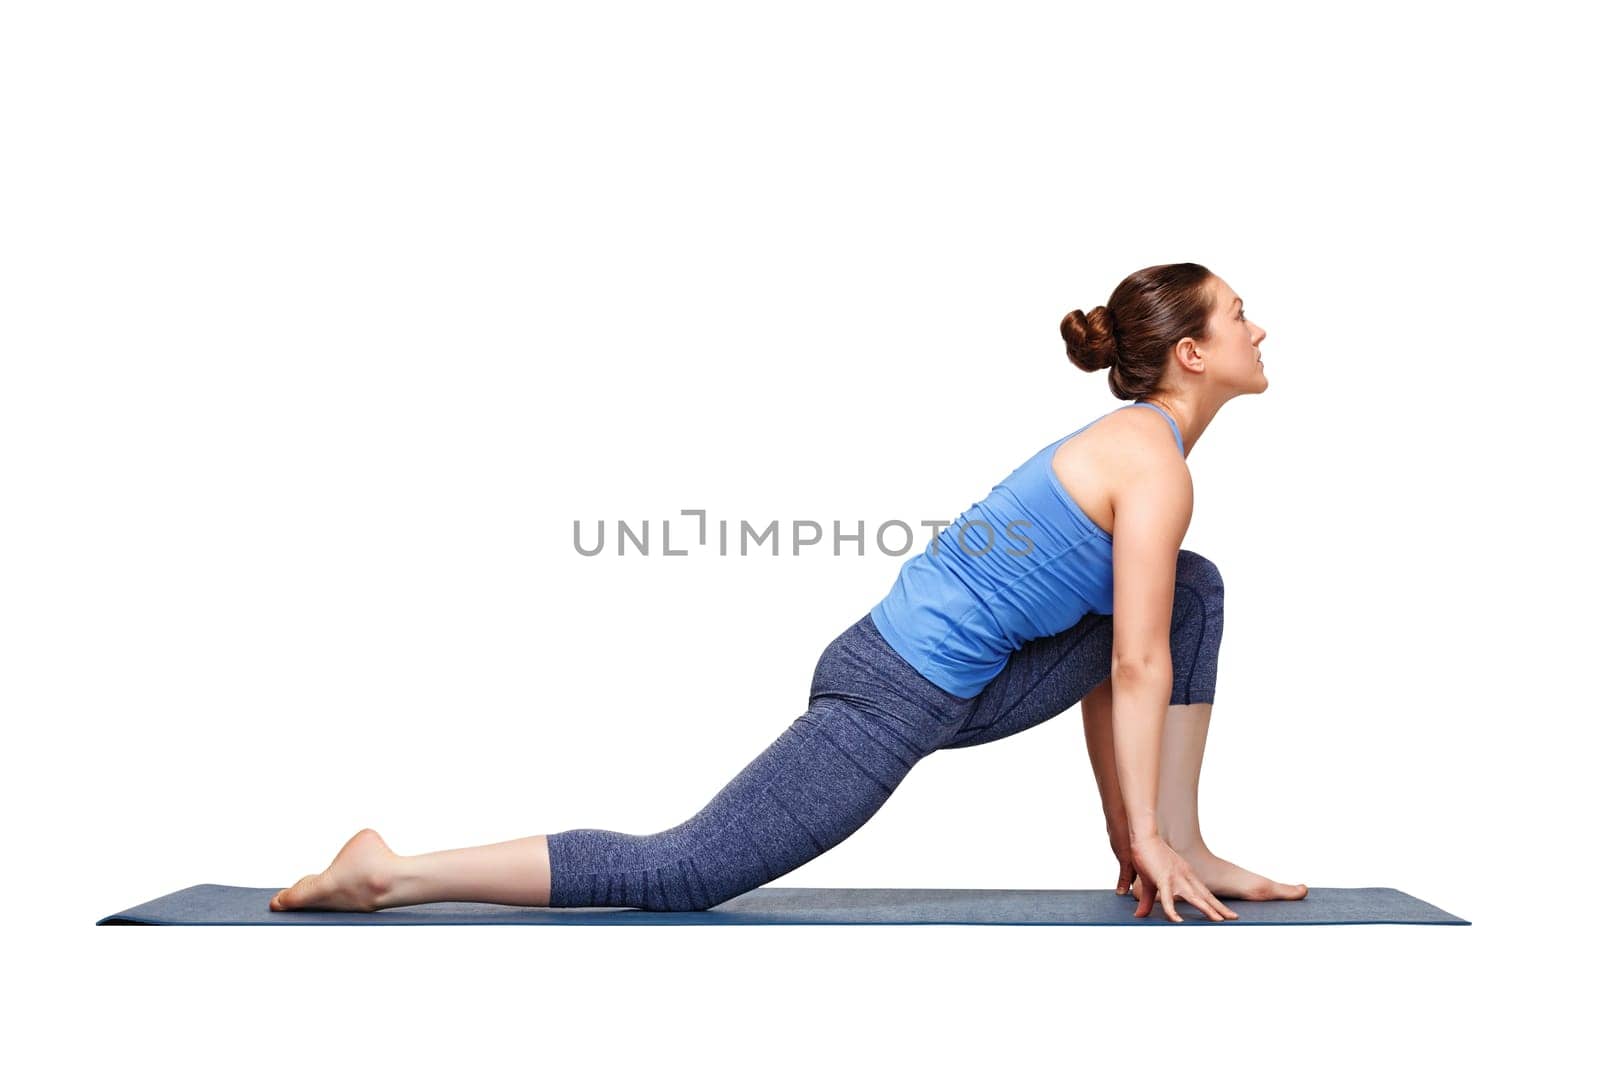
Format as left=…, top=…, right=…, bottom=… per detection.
left=1201, top=276, right=1268, bottom=393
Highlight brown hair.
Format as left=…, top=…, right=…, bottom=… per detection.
left=1060, top=263, right=1217, bottom=400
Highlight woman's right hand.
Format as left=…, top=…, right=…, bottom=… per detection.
left=1130, top=835, right=1238, bottom=922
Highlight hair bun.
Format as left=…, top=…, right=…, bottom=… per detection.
left=1060, top=305, right=1119, bottom=373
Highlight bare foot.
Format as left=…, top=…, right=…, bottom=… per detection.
left=269, top=828, right=401, bottom=912
left=1128, top=844, right=1308, bottom=903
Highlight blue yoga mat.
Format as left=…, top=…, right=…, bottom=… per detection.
left=97, top=884, right=1468, bottom=926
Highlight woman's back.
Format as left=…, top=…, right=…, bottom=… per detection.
left=868, top=401, right=1185, bottom=698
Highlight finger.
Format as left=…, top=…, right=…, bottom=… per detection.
left=1134, top=877, right=1152, bottom=918
left=1171, top=877, right=1218, bottom=921
left=1160, top=884, right=1182, bottom=923
left=1189, top=876, right=1232, bottom=922
left=1188, top=877, right=1237, bottom=920
left=1181, top=880, right=1225, bottom=922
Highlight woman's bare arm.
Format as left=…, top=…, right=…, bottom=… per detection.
left=1100, top=426, right=1232, bottom=921
left=1107, top=449, right=1193, bottom=840
left=1082, top=676, right=1139, bottom=893
left=1080, top=678, right=1125, bottom=827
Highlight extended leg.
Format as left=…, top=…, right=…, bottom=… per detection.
left=273, top=614, right=966, bottom=915
left=271, top=699, right=922, bottom=914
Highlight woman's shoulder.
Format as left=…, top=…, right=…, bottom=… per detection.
left=1107, top=403, right=1183, bottom=447
left=1067, top=404, right=1187, bottom=465
left=1049, top=405, right=1191, bottom=538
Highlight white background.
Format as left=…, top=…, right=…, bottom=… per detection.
left=5, top=0, right=1595, bottom=1061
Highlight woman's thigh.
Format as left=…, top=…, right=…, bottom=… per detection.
left=545, top=612, right=977, bottom=911
left=942, top=548, right=1224, bottom=750
left=942, top=610, right=1112, bottom=749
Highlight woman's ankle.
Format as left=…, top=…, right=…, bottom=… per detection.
left=1164, top=828, right=1209, bottom=857
left=366, top=853, right=412, bottom=909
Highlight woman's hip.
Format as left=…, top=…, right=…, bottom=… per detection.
left=807, top=611, right=979, bottom=755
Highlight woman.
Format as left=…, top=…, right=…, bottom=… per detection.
left=270, top=262, right=1307, bottom=923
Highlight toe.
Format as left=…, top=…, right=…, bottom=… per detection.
left=276, top=874, right=318, bottom=909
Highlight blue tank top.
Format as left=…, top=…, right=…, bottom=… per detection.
left=868, top=401, right=1185, bottom=698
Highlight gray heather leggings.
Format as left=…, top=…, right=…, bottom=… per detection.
left=545, top=549, right=1224, bottom=910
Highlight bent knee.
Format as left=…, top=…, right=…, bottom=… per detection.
left=1177, top=549, right=1223, bottom=603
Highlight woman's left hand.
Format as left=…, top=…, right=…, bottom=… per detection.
left=1105, top=817, right=1136, bottom=896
